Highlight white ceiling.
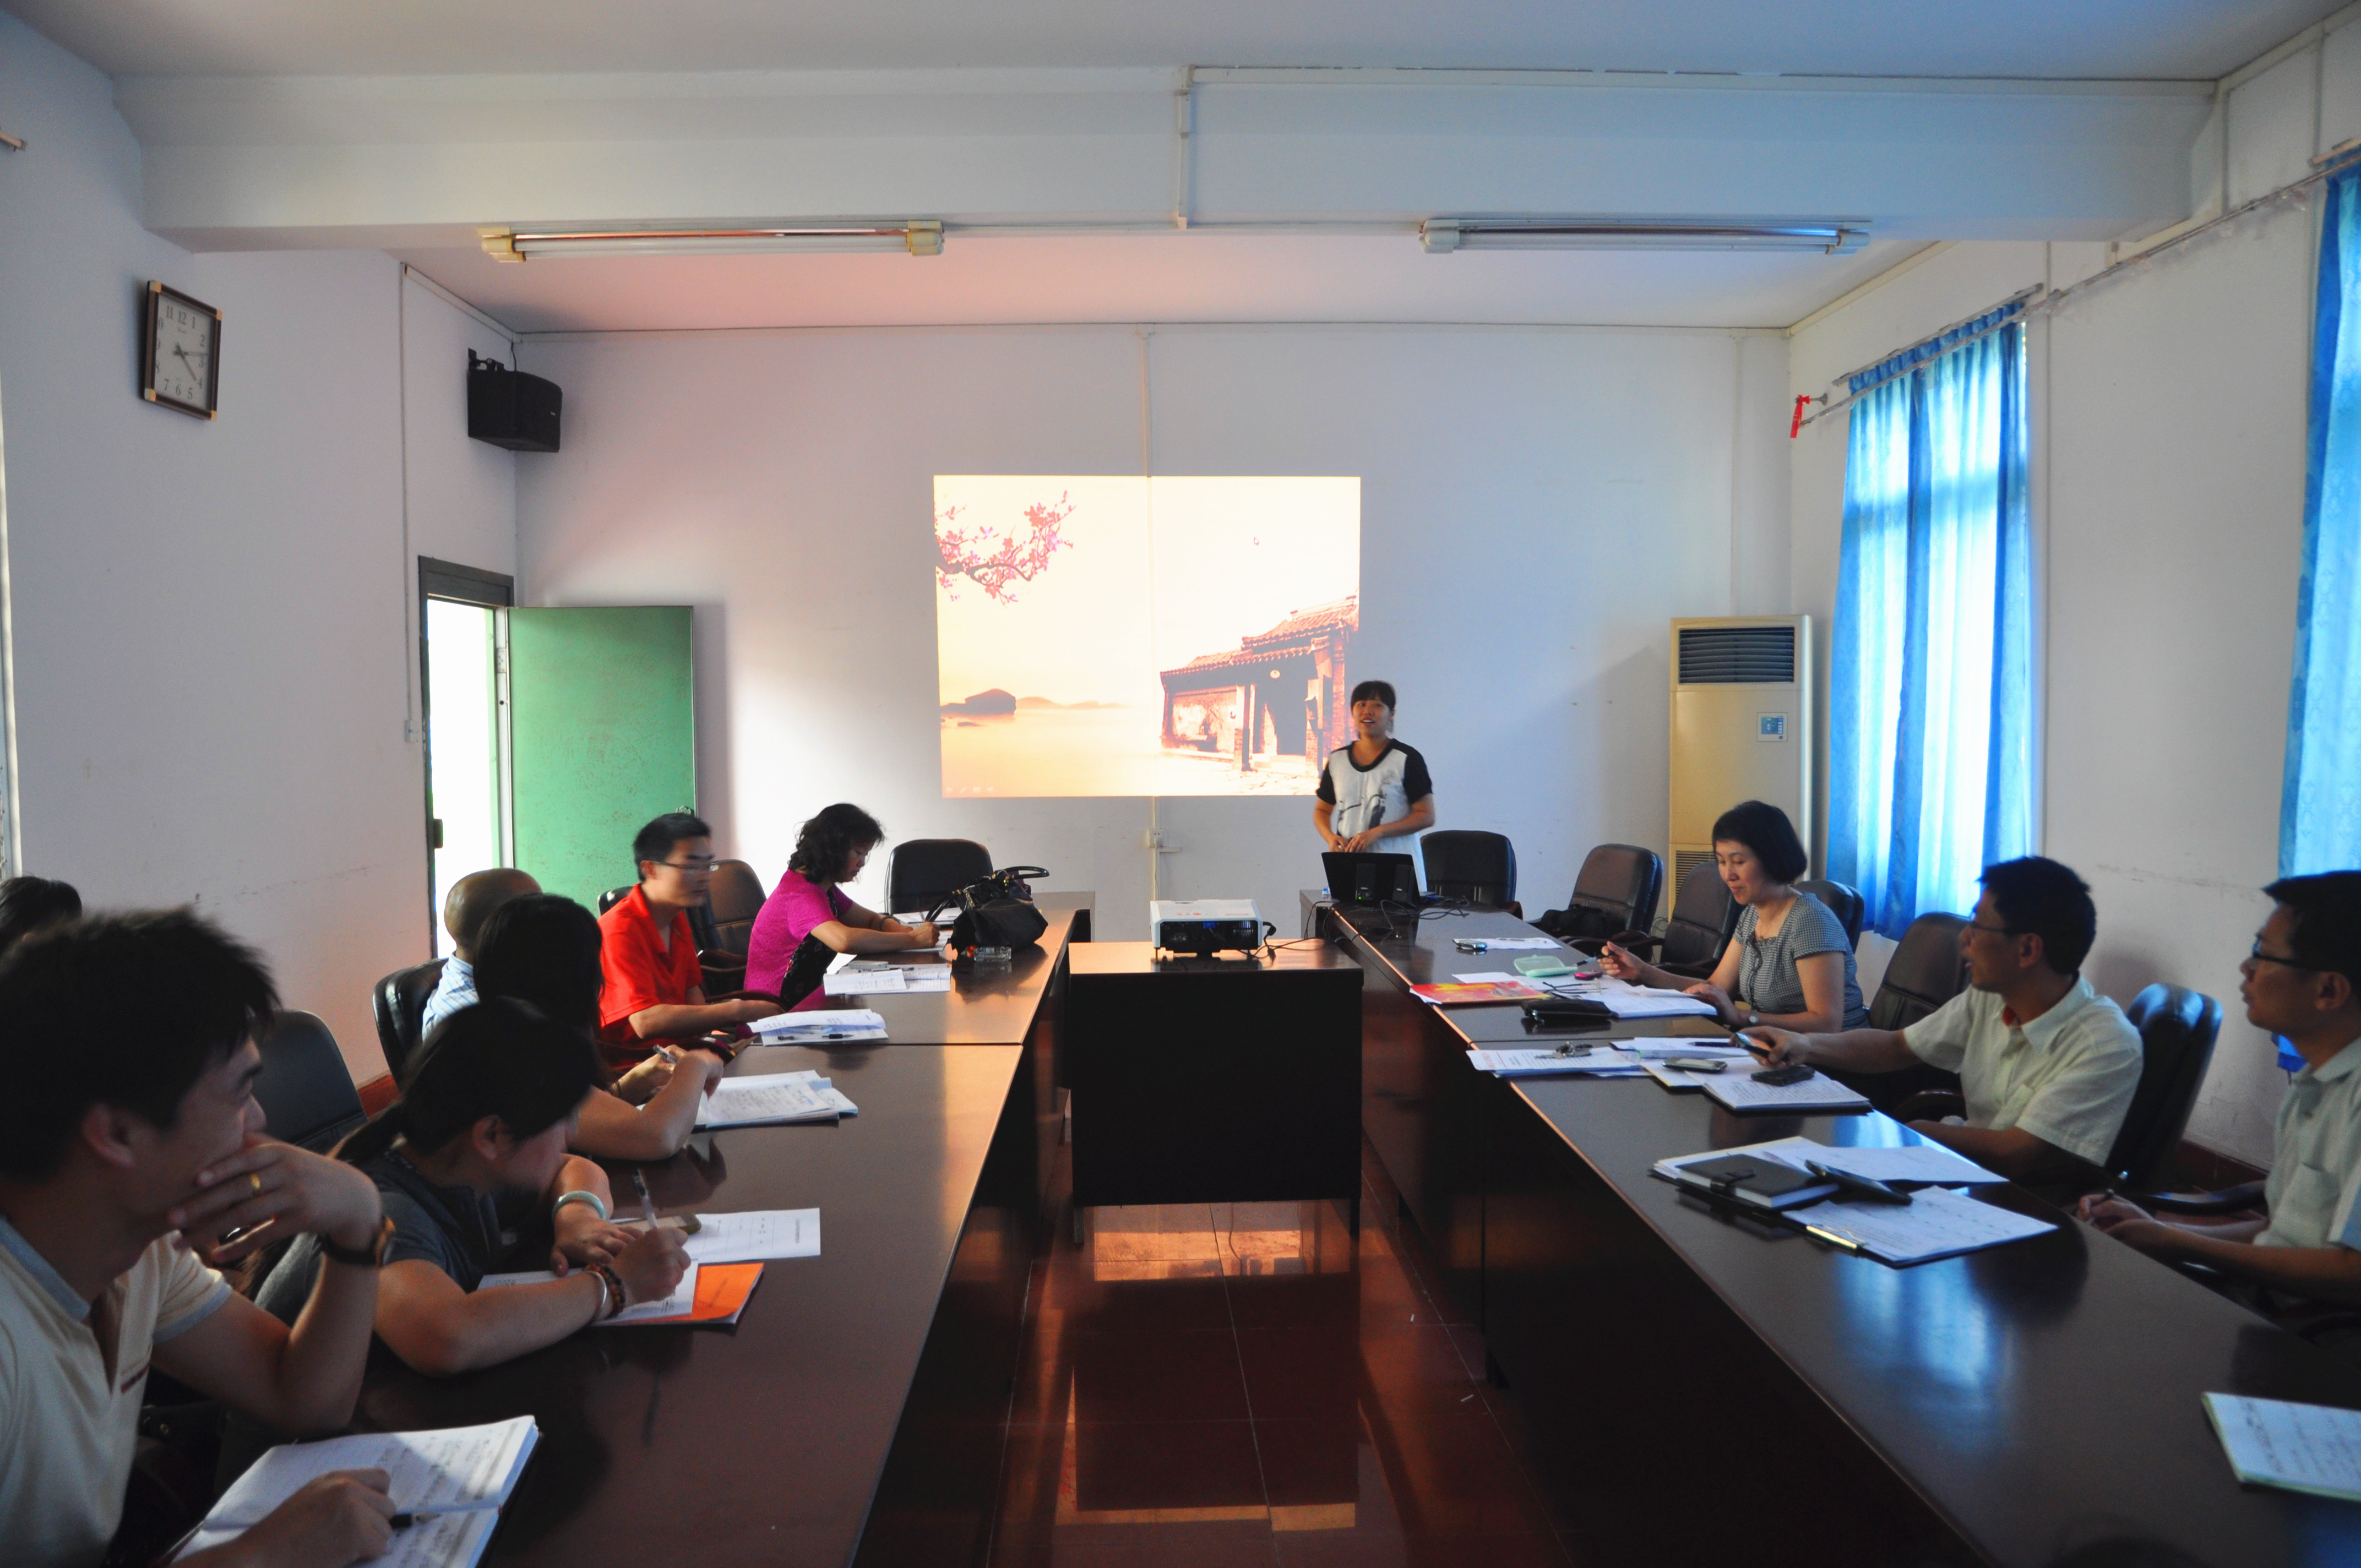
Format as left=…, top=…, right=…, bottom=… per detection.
left=6, top=0, right=2343, bottom=80
left=394, top=232, right=1933, bottom=336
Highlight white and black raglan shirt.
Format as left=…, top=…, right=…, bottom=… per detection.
left=1316, top=741, right=1434, bottom=844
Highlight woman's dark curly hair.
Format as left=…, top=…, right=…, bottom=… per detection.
left=787, top=803, right=885, bottom=886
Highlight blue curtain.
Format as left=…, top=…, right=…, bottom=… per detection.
left=1829, top=309, right=2034, bottom=940
left=2283, top=167, right=2361, bottom=875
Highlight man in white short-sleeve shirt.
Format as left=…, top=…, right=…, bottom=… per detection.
left=1753, top=856, right=2142, bottom=1181
left=0, top=912, right=395, bottom=1568
left=2082, top=872, right=2361, bottom=1315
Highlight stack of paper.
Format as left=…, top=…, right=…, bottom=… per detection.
left=747, top=1008, right=888, bottom=1043
left=1625, top=1041, right=1755, bottom=1090
left=822, top=965, right=955, bottom=997
left=627, top=1208, right=823, bottom=1264
left=1535, top=978, right=1720, bottom=1019
left=178, top=1417, right=538, bottom=1566
left=1652, top=1137, right=2044, bottom=1264
left=697, top=1069, right=860, bottom=1129
left=2205, top=1393, right=2361, bottom=1502
left=1457, top=937, right=1563, bottom=951
left=1468, top=1046, right=1650, bottom=1077
left=1696, top=1066, right=1872, bottom=1113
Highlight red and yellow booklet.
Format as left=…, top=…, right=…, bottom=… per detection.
left=1407, top=979, right=1544, bottom=1006
left=636, top=1262, right=763, bottom=1326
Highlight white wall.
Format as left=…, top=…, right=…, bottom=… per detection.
left=1788, top=220, right=2320, bottom=1166
left=516, top=324, right=1789, bottom=940
left=0, top=13, right=514, bottom=1084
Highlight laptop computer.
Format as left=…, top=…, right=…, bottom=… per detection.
left=1322, top=851, right=1421, bottom=906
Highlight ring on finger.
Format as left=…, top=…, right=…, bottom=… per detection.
left=249, top=1173, right=264, bottom=1195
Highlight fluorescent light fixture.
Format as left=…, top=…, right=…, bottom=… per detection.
left=1419, top=218, right=1868, bottom=255
left=478, top=222, right=943, bottom=262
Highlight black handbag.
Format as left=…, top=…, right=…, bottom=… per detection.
left=939, top=865, right=1050, bottom=954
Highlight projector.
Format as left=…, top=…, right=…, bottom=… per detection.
left=1150, top=899, right=1265, bottom=955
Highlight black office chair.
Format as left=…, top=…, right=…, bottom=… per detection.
left=1795, top=878, right=1865, bottom=948
left=252, top=1009, right=366, bottom=1154
left=2099, top=984, right=2223, bottom=1189
left=1537, top=843, right=1663, bottom=953
left=597, top=885, right=632, bottom=914
left=1422, top=831, right=1519, bottom=914
left=1617, top=859, right=1738, bottom=981
left=706, top=859, right=766, bottom=957
left=370, top=959, right=445, bottom=1087
left=1836, top=911, right=1970, bottom=1112
left=888, top=839, right=993, bottom=917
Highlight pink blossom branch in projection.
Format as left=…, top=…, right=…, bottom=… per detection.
left=935, top=493, right=1076, bottom=603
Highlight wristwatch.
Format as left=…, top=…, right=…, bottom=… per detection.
left=319, top=1213, right=396, bottom=1269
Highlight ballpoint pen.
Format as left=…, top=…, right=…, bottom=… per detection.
left=630, top=1167, right=659, bottom=1228
left=1802, top=1223, right=1865, bottom=1254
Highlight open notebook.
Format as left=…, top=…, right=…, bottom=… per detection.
left=178, top=1417, right=537, bottom=1567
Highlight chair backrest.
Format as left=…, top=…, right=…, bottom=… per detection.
left=705, top=859, right=767, bottom=957
left=253, top=1009, right=365, bottom=1154
left=597, top=885, right=632, bottom=914
left=1565, top=844, right=1663, bottom=936
left=1658, top=859, right=1740, bottom=971
left=2107, top=983, right=2223, bottom=1188
left=370, top=959, right=445, bottom=1087
left=1422, top=831, right=1517, bottom=907
left=1866, top=912, right=1970, bottom=1031
left=1794, top=879, right=1865, bottom=948
left=888, top=839, right=994, bottom=916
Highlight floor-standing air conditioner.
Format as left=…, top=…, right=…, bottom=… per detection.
left=1668, top=616, right=1813, bottom=896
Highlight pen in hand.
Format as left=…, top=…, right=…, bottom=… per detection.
left=631, top=1167, right=659, bottom=1228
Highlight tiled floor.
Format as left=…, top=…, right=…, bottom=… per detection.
left=983, top=1144, right=1580, bottom=1566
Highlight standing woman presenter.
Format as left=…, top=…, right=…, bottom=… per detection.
left=1313, top=680, right=1438, bottom=853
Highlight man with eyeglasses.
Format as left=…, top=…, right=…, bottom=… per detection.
left=1750, top=856, right=2142, bottom=1181
left=596, top=813, right=777, bottom=1061
left=2079, top=872, right=2361, bottom=1313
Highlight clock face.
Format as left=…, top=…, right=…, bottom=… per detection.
left=144, top=285, right=219, bottom=417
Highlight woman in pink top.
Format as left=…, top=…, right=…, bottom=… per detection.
left=745, top=803, right=941, bottom=1008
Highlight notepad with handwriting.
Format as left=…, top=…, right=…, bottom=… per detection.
left=177, top=1417, right=536, bottom=1565
left=2205, top=1393, right=2361, bottom=1502
left=696, top=1069, right=859, bottom=1128
left=1697, top=1066, right=1872, bottom=1114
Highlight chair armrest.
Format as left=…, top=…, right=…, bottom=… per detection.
left=1565, top=929, right=1655, bottom=957
left=2134, top=1181, right=2268, bottom=1217
left=1891, top=1089, right=1966, bottom=1123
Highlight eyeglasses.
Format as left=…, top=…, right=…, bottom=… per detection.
left=2248, top=940, right=2315, bottom=971
left=1966, top=921, right=2019, bottom=938
left=659, top=858, right=715, bottom=874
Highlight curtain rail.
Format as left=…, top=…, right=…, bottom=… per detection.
left=1797, top=141, right=2361, bottom=433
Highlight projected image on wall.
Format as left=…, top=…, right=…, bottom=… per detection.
left=936, top=475, right=1361, bottom=797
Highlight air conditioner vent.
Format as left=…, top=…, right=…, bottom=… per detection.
left=1678, top=624, right=1796, bottom=685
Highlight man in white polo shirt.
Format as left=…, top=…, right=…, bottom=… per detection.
left=1752, top=856, right=2144, bottom=1181
left=2081, top=872, right=2361, bottom=1315
left=0, top=911, right=396, bottom=1568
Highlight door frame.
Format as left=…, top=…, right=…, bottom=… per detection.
left=418, top=557, right=515, bottom=953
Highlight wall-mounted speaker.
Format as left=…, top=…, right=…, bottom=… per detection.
left=467, top=351, right=561, bottom=452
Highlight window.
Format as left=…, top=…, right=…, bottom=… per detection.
left=1827, top=304, right=2034, bottom=939
left=419, top=558, right=514, bottom=955
left=2283, top=166, right=2361, bottom=876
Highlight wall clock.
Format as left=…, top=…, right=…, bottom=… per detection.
left=141, top=281, right=221, bottom=420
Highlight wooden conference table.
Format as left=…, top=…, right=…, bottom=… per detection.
left=351, top=907, right=1087, bottom=1567
left=1317, top=895, right=2361, bottom=1567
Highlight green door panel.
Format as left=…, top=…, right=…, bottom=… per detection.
left=509, top=606, right=696, bottom=910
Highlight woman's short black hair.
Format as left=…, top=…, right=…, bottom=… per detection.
left=2263, top=871, right=2361, bottom=989
left=0, top=876, right=80, bottom=953
left=475, top=894, right=603, bottom=1033
left=1979, top=856, right=2098, bottom=975
left=788, top=803, right=886, bottom=885
left=1710, top=801, right=1809, bottom=885
left=0, top=910, right=277, bottom=1181
left=1349, top=680, right=1397, bottom=710
left=337, top=997, right=599, bottom=1167
left=632, top=813, right=711, bottom=877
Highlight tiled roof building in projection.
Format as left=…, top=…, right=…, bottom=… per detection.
left=1157, top=596, right=1357, bottom=772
